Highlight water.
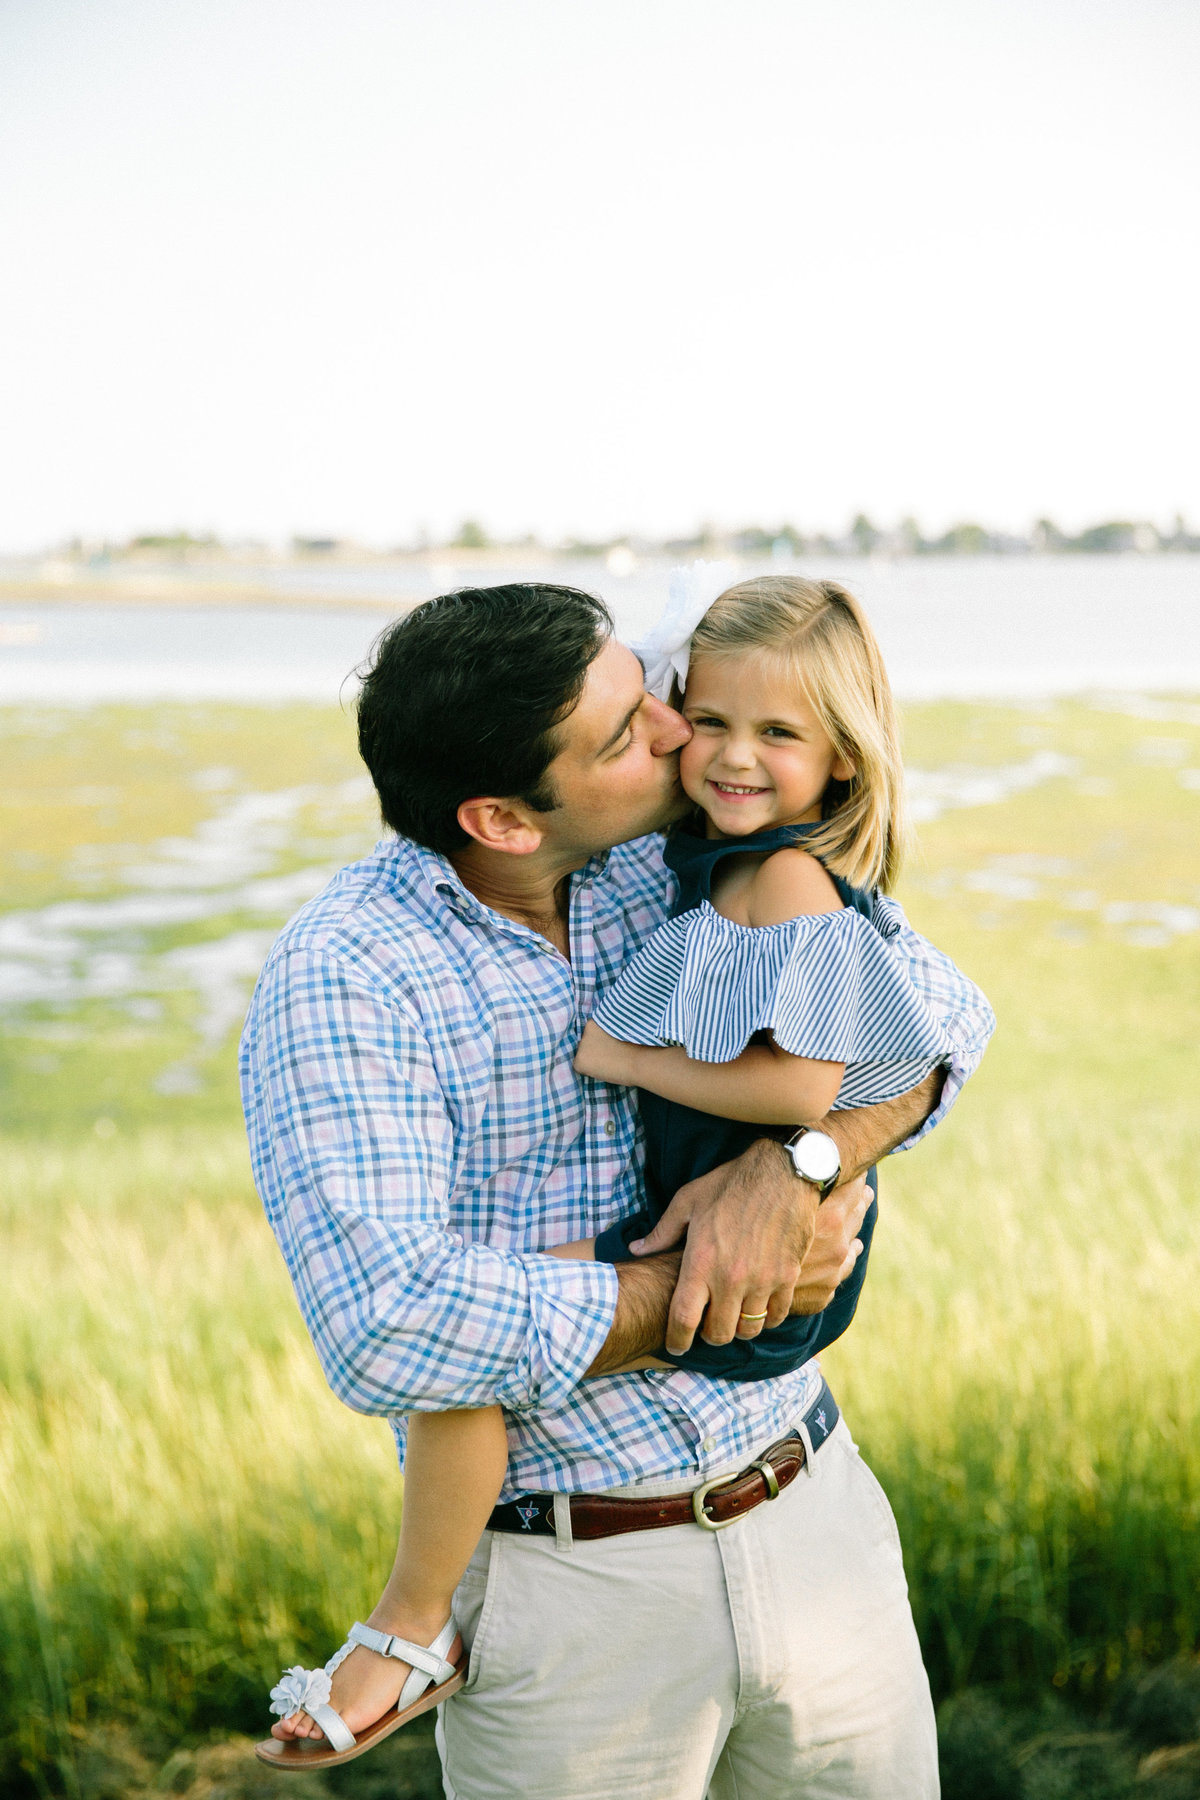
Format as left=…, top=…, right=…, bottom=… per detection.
left=2, top=554, right=1198, bottom=703
left=5, top=565, right=1198, bottom=1091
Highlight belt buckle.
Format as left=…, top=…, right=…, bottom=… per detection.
left=691, top=1450, right=783, bottom=1531
left=691, top=1473, right=741, bottom=1531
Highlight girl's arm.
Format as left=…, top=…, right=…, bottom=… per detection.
left=575, top=847, right=848, bottom=1124
left=574, top=1018, right=845, bottom=1125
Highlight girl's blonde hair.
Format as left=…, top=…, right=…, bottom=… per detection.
left=687, top=575, right=906, bottom=891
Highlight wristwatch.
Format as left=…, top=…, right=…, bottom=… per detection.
left=779, top=1127, right=841, bottom=1197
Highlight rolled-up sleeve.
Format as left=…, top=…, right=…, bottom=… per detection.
left=871, top=897, right=996, bottom=1153
left=242, top=948, right=619, bottom=1417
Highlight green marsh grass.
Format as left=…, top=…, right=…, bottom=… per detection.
left=3, top=697, right=1199, bottom=1795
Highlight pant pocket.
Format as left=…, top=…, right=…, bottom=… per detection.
left=454, top=1533, right=505, bottom=1694
left=838, top=1435, right=906, bottom=1563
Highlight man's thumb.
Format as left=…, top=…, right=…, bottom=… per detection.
left=630, top=1207, right=687, bottom=1255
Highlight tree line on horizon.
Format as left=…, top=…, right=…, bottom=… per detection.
left=60, top=511, right=1200, bottom=561
left=547, top=510, right=1200, bottom=560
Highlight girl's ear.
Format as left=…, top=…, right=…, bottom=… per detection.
left=831, top=752, right=855, bottom=783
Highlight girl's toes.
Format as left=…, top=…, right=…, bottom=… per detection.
left=272, top=1710, right=319, bottom=1742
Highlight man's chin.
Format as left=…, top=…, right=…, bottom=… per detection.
left=632, top=781, right=691, bottom=842
left=660, top=786, right=695, bottom=829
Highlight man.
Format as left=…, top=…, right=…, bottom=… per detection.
left=241, top=582, right=991, bottom=1798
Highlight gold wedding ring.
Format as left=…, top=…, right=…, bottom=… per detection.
left=739, top=1309, right=769, bottom=1321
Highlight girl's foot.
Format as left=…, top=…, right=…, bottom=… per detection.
left=271, top=1609, right=456, bottom=1744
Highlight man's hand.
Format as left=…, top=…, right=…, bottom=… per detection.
left=630, top=1150, right=873, bottom=1354
left=582, top=1170, right=871, bottom=1371
left=628, top=1074, right=940, bottom=1354
left=629, top=1139, right=821, bottom=1354
left=787, top=1176, right=871, bottom=1316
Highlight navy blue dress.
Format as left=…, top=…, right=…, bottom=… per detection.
left=591, top=822, right=947, bottom=1381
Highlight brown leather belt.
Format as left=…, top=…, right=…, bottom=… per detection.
left=487, top=1381, right=839, bottom=1541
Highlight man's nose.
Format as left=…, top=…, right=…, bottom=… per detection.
left=646, top=695, right=691, bottom=756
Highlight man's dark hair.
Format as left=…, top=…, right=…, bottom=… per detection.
left=357, top=583, right=613, bottom=853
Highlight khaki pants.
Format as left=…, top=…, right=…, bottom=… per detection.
left=437, top=1420, right=938, bottom=1800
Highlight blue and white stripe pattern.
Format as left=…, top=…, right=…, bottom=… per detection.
left=591, top=891, right=985, bottom=1114
left=240, top=832, right=993, bottom=1500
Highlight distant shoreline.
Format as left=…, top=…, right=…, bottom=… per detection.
left=0, top=576, right=402, bottom=610
left=2, top=546, right=1198, bottom=612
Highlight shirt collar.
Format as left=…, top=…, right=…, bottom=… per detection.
left=398, top=836, right=612, bottom=927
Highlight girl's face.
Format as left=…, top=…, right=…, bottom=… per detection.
left=679, top=651, right=853, bottom=838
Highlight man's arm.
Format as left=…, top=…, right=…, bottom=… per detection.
left=820, top=1067, right=944, bottom=1179
left=870, top=895, right=996, bottom=1151
left=629, top=1070, right=942, bottom=1353
left=583, top=1251, right=682, bottom=1376
left=242, top=947, right=622, bottom=1418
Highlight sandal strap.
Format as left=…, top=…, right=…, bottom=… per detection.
left=305, top=1700, right=356, bottom=1754
left=347, top=1617, right=458, bottom=1685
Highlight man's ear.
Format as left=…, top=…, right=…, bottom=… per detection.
left=456, top=796, right=547, bottom=856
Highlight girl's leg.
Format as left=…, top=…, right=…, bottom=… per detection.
left=274, top=1405, right=510, bottom=1742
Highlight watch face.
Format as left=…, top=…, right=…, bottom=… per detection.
left=792, top=1131, right=840, bottom=1185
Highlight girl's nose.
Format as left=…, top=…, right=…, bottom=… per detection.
left=721, top=734, right=758, bottom=770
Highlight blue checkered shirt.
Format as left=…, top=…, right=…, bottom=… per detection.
left=240, top=833, right=993, bottom=1498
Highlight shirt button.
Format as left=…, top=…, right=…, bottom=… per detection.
left=604, top=1119, right=616, bottom=1136
left=701, top=1437, right=717, bottom=1452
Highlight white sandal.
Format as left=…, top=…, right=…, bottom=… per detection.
left=254, top=1617, right=466, bottom=1771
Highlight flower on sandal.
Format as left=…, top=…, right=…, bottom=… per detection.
left=269, top=1665, right=332, bottom=1719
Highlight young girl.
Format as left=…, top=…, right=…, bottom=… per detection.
left=258, top=575, right=990, bottom=1770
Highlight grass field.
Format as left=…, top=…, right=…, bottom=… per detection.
left=3, top=695, right=1200, bottom=1799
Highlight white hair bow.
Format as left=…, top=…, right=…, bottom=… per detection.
left=630, top=560, right=739, bottom=702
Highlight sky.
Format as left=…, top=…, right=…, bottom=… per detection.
left=1, top=0, right=1198, bottom=551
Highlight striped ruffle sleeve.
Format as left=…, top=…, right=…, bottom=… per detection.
left=591, top=900, right=960, bottom=1113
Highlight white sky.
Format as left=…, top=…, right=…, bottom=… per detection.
left=1, top=0, right=1197, bottom=550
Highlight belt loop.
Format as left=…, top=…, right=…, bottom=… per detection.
left=795, top=1417, right=817, bottom=1477
left=552, top=1493, right=574, bottom=1553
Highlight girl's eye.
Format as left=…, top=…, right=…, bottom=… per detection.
left=690, top=715, right=724, bottom=730
left=764, top=726, right=797, bottom=740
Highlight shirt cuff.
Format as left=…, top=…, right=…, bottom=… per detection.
left=891, top=1027, right=987, bottom=1154
left=493, top=1253, right=621, bottom=1414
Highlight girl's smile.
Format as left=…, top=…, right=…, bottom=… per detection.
left=680, top=651, right=853, bottom=838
